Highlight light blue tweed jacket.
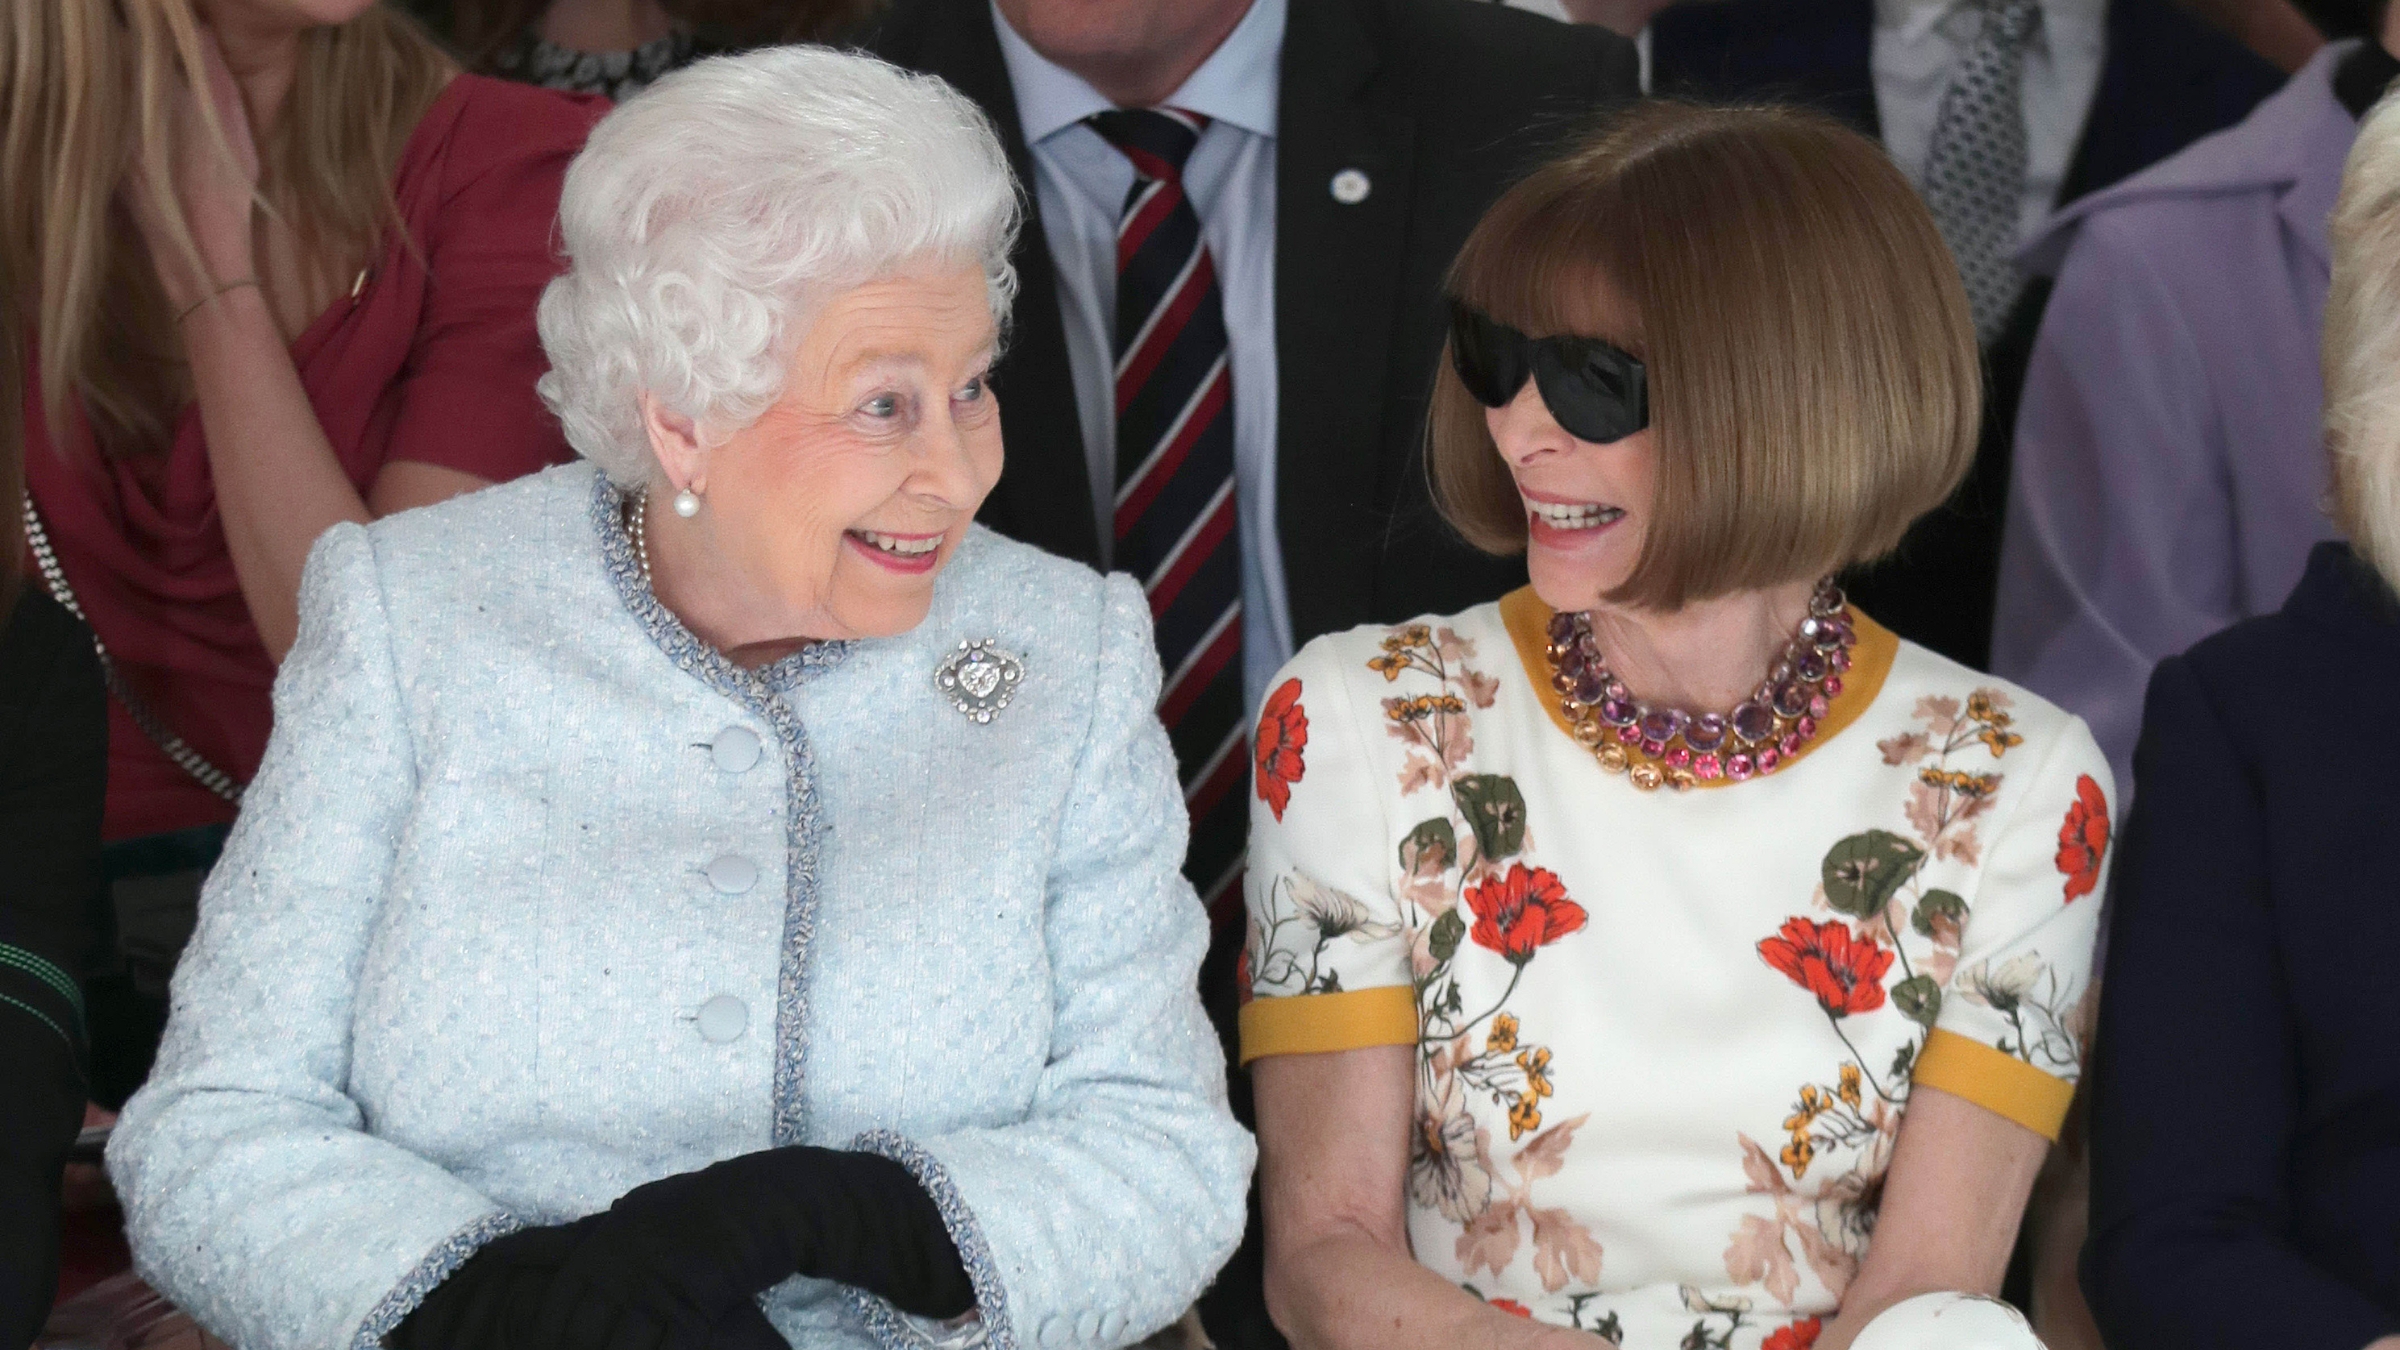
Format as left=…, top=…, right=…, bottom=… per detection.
left=108, top=463, right=1254, bottom=1350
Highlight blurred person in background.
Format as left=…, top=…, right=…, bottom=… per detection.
left=411, top=0, right=880, bottom=101
left=0, top=0, right=602, bottom=1118
left=1995, top=0, right=2396, bottom=801
left=2080, top=83, right=2400, bottom=1350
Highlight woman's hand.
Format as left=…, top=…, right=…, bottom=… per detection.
left=121, top=23, right=259, bottom=313
left=394, top=1218, right=792, bottom=1350
left=522, top=1144, right=972, bottom=1350
left=1811, top=1085, right=2049, bottom=1350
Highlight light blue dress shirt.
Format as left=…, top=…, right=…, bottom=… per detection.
left=992, top=0, right=1294, bottom=715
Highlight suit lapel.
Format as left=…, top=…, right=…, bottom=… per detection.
left=2057, top=0, right=2279, bottom=207
left=1273, top=0, right=1415, bottom=643
left=893, top=1, right=1100, bottom=566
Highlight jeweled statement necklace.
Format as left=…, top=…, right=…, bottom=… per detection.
left=1544, top=579, right=1855, bottom=792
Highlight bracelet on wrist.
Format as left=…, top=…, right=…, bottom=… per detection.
left=176, top=277, right=262, bottom=324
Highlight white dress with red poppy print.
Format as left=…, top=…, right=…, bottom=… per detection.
left=1237, top=590, right=2110, bottom=1350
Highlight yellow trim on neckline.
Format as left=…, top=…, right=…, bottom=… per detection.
left=1497, top=586, right=1899, bottom=788
left=1911, top=1027, right=2076, bottom=1141
left=1238, top=986, right=1418, bottom=1065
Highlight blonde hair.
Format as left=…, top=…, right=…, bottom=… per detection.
left=1428, top=101, right=1982, bottom=612
left=0, top=0, right=453, bottom=464
left=2325, top=89, right=2400, bottom=591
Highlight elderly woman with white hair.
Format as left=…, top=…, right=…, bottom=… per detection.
left=2080, top=88, right=2400, bottom=1350
left=105, top=46, right=1252, bottom=1350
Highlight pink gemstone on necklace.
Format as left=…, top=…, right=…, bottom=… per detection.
left=1779, top=732, right=1802, bottom=758
left=1617, top=725, right=1642, bottom=745
left=1695, top=753, right=1724, bottom=780
left=1641, top=738, right=1667, bottom=757
left=1823, top=675, right=1844, bottom=696
left=1797, top=715, right=1819, bottom=739
left=1666, top=746, right=1692, bottom=769
left=1757, top=747, right=1781, bottom=773
left=1727, top=753, right=1756, bottom=781
left=1829, top=649, right=1852, bottom=673
left=1809, top=693, right=1830, bottom=718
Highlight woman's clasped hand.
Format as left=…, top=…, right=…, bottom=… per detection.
left=394, top=1147, right=971, bottom=1350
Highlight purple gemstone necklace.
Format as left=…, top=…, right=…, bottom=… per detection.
left=1543, top=578, right=1857, bottom=791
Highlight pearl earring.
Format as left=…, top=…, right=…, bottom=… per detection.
left=672, top=487, right=701, bottom=518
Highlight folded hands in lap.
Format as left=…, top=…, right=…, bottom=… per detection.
left=394, top=1146, right=974, bottom=1350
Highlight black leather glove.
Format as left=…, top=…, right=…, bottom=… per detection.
left=393, top=1216, right=793, bottom=1350
left=526, top=1146, right=974, bottom=1350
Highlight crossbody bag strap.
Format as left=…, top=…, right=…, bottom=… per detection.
left=21, top=496, right=245, bottom=805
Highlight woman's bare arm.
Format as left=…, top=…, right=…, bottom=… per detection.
left=1813, top=1085, right=2046, bottom=1350
left=1253, top=1046, right=1608, bottom=1350
left=142, top=29, right=489, bottom=663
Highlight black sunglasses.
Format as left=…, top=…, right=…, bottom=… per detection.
left=1446, top=300, right=1649, bottom=445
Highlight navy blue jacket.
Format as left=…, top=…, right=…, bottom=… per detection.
left=1650, top=0, right=2281, bottom=671
left=0, top=588, right=106, bottom=1350
left=2084, top=542, right=2400, bottom=1350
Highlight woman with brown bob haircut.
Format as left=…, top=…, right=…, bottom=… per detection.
left=1236, top=102, right=2112, bottom=1350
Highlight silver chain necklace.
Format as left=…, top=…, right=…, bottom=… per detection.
left=19, top=496, right=245, bottom=804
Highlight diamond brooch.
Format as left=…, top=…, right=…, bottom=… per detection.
left=934, top=639, right=1024, bottom=723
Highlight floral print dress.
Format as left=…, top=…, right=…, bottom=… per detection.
left=1240, top=590, right=2110, bottom=1349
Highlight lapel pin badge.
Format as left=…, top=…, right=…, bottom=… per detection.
left=934, top=638, right=1025, bottom=724
left=1330, top=168, right=1372, bottom=205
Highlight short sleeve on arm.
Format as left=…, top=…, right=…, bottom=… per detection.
left=1237, top=639, right=1417, bottom=1064
left=386, top=82, right=605, bottom=484
left=1911, top=720, right=2112, bottom=1141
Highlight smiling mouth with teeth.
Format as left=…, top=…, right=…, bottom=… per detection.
left=1524, top=499, right=1626, bottom=531
left=850, top=529, right=944, bottom=558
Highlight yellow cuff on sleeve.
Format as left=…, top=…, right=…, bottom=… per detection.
left=1238, top=986, right=1418, bottom=1065
left=1911, top=1027, right=2076, bottom=1140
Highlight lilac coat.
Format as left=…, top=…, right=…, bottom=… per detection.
left=1992, top=43, right=2355, bottom=798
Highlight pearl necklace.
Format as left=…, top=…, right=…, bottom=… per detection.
left=629, top=491, right=654, bottom=589
left=1544, top=579, right=1855, bottom=792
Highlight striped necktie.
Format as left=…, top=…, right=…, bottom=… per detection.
left=1088, top=107, right=1247, bottom=918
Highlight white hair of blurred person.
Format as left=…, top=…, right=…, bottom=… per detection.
left=535, top=46, right=1022, bottom=488
left=2324, top=85, right=2400, bottom=593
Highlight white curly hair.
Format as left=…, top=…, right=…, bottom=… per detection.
left=535, top=45, right=1022, bottom=486
left=2327, top=84, right=2400, bottom=590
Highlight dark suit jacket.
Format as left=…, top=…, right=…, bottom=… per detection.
left=0, top=588, right=106, bottom=1350
left=866, top=0, right=1639, bottom=647
left=1652, top=0, right=2280, bottom=670
left=2083, top=542, right=2400, bottom=1350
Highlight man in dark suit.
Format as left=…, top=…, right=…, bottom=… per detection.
left=867, top=4, right=1635, bottom=1343
left=1649, top=0, right=2280, bottom=671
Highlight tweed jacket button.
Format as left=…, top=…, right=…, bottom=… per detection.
left=711, top=727, right=762, bottom=773
left=696, top=995, right=748, bottom=1043
left=706, top=855, right=758, bottom=894
left=1075, top=1311, right=1100, bottom=1340
left=1036, top=1314, right=1066, bottom=1347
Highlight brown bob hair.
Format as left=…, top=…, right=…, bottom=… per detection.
left=1429, top=101, right=1982, bottom=611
